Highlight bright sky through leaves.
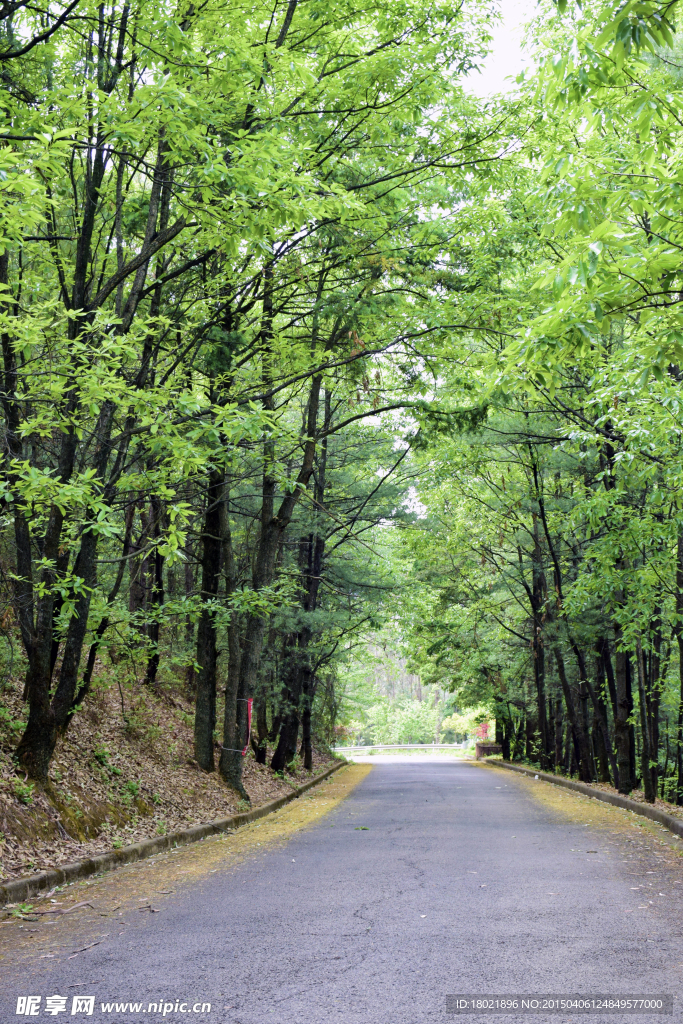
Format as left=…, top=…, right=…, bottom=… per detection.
left=466, top=0, right=534, bottom=97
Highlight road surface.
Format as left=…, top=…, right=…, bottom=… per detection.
left=4, top=761, right=683, bottom=1023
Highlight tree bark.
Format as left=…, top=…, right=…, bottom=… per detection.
left=223, top=372, right=323, bottom=792
left=144, top=497, right=165, bottom=687
left=193, top=470, right=224, bottom=771
left=530, top=515, right=551, bottom=768
left=636, top=638, right=655, bottom=802
left=554, top=647, right=593, bottom=782
left=574, top=642, right=619, bottom=788
left=614, top=625, right=634, bottom=794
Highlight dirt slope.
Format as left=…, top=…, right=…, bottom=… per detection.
left=0, top=674, right=335, bottom=883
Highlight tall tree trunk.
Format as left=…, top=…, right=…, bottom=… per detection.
left=144, top=497, right=165, bottom=687
left=600, top=637, right=618, bottom=724
left=593, top=717, right=610, bottom=783
left=553, top=697, right=564, bottom=770
left=301, top=671, right=316, bottom=770
left=193, top=470, right=224, bottom=772
left=253, top=686, right=269, bottom=764
left=627, top=654, right=637, bottom=787
left=271, top=390, right=329, bottom=773
left=554, top=647, right=593, bottom=782
left=221, top=612, right=265, bottom=794
left=15, top=402, right=115, bottom=778
left=271, top=636, right=303, bottom=772
left=648, top=611, right=663, bottom=798
left=184, top=554, right=196, bottom=693
left=530, top=516, right=550, bottom=768
left=221, top=365, right=323, bottom=794
left=636, top=638, right=655, bottom=803
left=129, top=502, right=150, bottom=638
left=524, top=696, right=537, bottom=762
left=614, top=625, right=634, bottom=794
left=501, top=703, right=512, bottom=760
left=252, top=627, right=275, bottom=764
left=574, top=642, right=619, bottom=788
left=563, top=720, right=572, bottom=773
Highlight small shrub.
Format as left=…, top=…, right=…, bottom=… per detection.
left=12, top=779, right=34, bottom=805
left=93, top=745, right=109, bottom=766
left=155, top=821, right=167, bottom=836
left=0, top=705, right=25, bottom=734
left=112, top=838, right=123, bottom=849
left=124, top=780, right=140, bottom=797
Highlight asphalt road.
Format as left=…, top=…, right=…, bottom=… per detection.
left=6, top=761, right=683, bottom=1024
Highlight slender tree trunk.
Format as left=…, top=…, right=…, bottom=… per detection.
left=525, top=698, right=536, bottom=761
left=253, top=687, right=269, bottom=764
left=16, top=401, right=115, bottom=778
left=648, top=612, right=663, bottom=798
left=554, top=697, right=564, bottom=770
left=271, top=638, right=302, bottom=772
left=512, top=714, right=525, bottom=761
left=554, top=647, right=593, bottom=782
left=144, top=497, right=165, bottom=687
left=530, top=516, right=550, bottom=768
left=502, top=703, right=512, bottom=760
left=627, top=654, right=637, bottom=787
left=301, top=671, right=315, bottom=770
left=221, top=613, right=264, bottom=794
left=575, top=642, right=619, bottom=787
left=593, top=717, right=610, bottom=783
left=252, top=628, right=275, bottom=764
left=184, top=554, right=196, bottom=693
left=194, top=470, right=224, bottom=771
left=129, top=503, right=150, bottom=638
left=636, top=638, right=655, bottom=803
left=563, top=721, right=572, bottom=773
left=600, top=637, right=618, bottom=723
left=614, top=625, right=634, bottom=794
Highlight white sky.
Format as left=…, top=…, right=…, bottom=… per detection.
left=465, top=0, right=537, bottom=98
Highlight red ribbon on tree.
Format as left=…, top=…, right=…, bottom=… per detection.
left=242, top=698, right=253, bottom=756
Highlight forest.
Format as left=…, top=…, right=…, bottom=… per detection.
left=0, top=0, right=681, bottom=836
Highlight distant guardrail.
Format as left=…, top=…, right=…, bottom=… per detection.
left=332, top=743, right=467, bottom=753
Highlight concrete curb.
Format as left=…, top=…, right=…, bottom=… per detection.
left=483, top=759, right=683, bottom=840
left=0, top=759, right=346, bottom=907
